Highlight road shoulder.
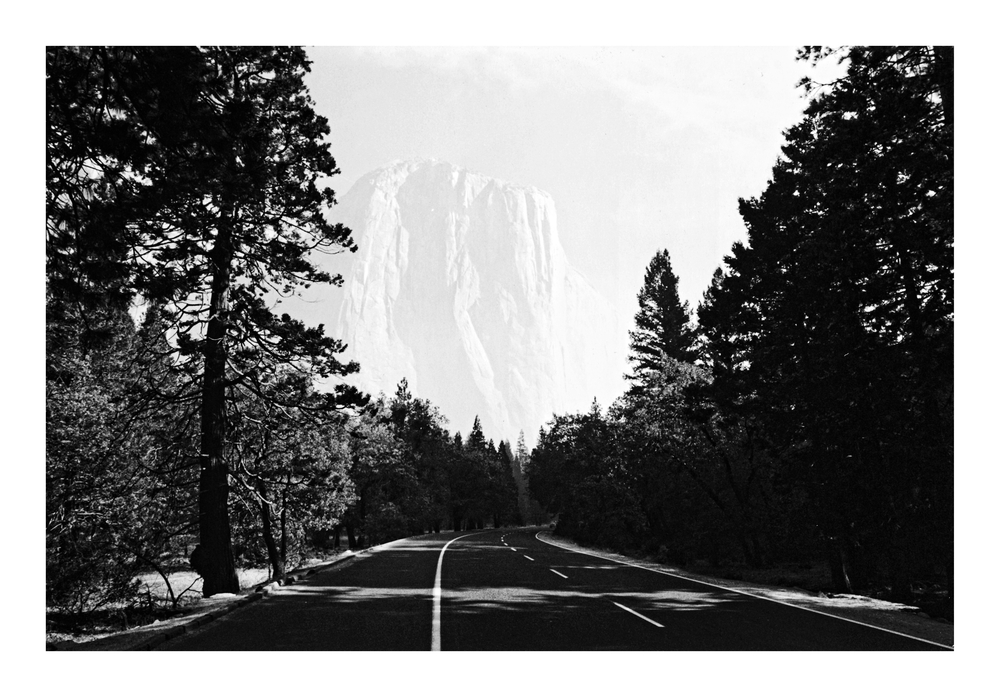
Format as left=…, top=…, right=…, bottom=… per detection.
left=47, top=550, right=362, bottom=651
left=537, top=531, right=954, bottom=649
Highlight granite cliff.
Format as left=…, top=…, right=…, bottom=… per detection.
left=318, top=159, right=620, bottom=444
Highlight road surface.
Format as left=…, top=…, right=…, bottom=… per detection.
left=160, top=527, right=948, bottom=651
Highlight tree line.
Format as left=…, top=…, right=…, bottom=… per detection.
left=526, top=47, right=953, bottom=604
left=46, top=47, right=526, bottom=614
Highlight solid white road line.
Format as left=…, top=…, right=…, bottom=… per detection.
left=523, top=555, right=535, bottom=561
left=550, top=569, right=568, bottom=579
left=535, top=532, right=953, bottom=650
left=432, top=533, right=477, bottom=651
left=613, top=601, right=664, bottom=628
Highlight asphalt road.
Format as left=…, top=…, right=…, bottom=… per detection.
left=160, top=527, right=947, bottom=651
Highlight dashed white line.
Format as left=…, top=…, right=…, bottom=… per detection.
left=535, top=532, right=953, bottom=650
left=523, top=555, right=535, bottom=561
left=550, top=569, right=568, bottom=579
left=613, top=601, right=664, bottom=628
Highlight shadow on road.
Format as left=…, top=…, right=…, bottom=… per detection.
left=161, top=530, right=947, bottom=651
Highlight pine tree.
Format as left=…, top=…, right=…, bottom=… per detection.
left=515, top=430, right=529, bottom=463
left=46, top=47, right=363, bottom=596
left=509, top=434, right=531, bottom=525
left=466, top=416, right=486, bottom=451
left=626, top=249, right=697, bottom=392
left=698, top=47, right=953, bottom=599
left=390, top=378, right=413, bottom=431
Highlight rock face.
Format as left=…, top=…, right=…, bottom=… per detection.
left=320, top=159, right=619, bottom=444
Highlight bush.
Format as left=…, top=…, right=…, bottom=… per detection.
left=363, top=502, right=410, bottom=546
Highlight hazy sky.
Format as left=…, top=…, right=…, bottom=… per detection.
left=304, top=46, right=817, bottom=353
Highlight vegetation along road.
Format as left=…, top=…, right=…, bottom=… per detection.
left=160, top=528, right=948, bottom=651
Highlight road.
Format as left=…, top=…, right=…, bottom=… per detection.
left=160, top=527, right=948, bottom=651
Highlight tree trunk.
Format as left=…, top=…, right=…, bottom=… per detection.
left=258, top=480, right=284, bottom=584
left=826, top=540, right=853, bottom=594
left=198, top=216, right=239, bottom=597
left=736, top=533, right=756, bottom=568
left=280, top=484, right=288, bottom=569
left=888, top=526, right=914, bottom=603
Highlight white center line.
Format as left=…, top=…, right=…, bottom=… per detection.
left=432, top=533, right=476, bottom=651
left=523, top=555, right=535, bottom=561
left=550, top=569, right=568, bottom=579
left=612, top=601, right=664, bottom=628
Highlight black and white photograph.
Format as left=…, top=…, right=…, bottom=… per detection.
left=25, top=3, right=985, bottom=691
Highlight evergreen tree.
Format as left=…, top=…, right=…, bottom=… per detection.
left=515, top=430, right=529, bottom=464
left=698, top=47, right=953, bottom=598
left=386, top=379, right=452, bottom=534
left=466, top=416, right=486, bottom=451
left=228, top=372, right=355, bottom=582
left=626, top=249, right=698, bottom=392
left=487, top=440, right=519, bottom=528
left=498, top=440, right=512, bottom=469
left=47, top=47, right=363, bottom=596
left=46, top=299, right=199, bottom=612
left=511, top=430, right=532, bottom=523
left=390, top=378, right=413, bottom=431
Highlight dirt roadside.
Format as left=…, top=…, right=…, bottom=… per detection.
left=46, top=550, right=361, bottom=651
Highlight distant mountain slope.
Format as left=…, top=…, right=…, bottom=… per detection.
left=317, top=159, right=620, bottom=443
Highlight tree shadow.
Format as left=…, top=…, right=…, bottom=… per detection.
left=163, top=533, right=947, bottom=651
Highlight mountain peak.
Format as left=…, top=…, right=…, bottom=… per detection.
left=357, top=158, right=553, bottom=203
left=322, top=161, right=618, bottom=444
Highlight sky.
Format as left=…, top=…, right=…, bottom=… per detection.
left=303, top=46, right=817, bottom=358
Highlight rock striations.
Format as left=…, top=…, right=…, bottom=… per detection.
left=320, top=159, right=618, bottom=444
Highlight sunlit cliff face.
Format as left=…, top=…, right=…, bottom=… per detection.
left=318, top=158, right=620, bottom=444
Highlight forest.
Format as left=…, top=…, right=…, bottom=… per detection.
left=46, top=46, right=952, bottom=627
left=527, top=47, right=953, bottom=613
left=46, top=47, right=528, bottom=619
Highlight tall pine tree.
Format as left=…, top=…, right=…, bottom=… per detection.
left=47, top=47, right=363, bottom=596
left=626, top=249, right=697, bottom=392
left=698, top=47, right=953, bottom=599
